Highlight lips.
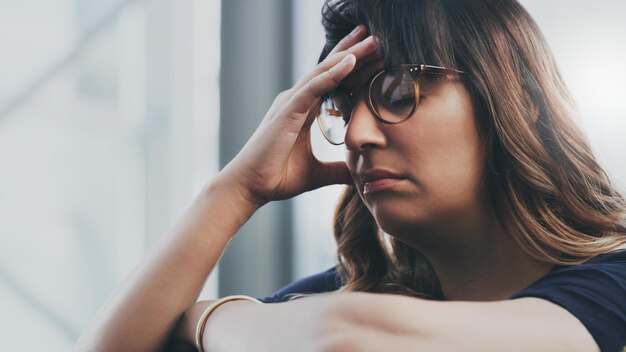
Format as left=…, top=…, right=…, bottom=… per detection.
left=360, top=169, right=405, bottom=183
left=360, top=169, right=406, bottom=194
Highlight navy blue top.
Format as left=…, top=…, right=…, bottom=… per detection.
left=258, top=249, right=626, bottom=352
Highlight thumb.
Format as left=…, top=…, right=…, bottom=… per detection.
left=312, top=161, right=353, bottom=189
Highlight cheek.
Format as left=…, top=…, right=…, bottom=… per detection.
left=408, top=88, right=485, bottom=203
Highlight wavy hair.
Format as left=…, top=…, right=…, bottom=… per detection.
left=313, top=0, right=626, bottom=300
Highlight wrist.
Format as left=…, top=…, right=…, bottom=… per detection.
left=201, top=298, right=266, bottom=351
left=172, top=301, right=214, bottom=347
left=197, top=174, right=262, bottom=238
left=206, top=170, right=264, bottom=212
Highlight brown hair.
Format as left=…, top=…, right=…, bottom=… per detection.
left=316, top=0, right=626, bottom=300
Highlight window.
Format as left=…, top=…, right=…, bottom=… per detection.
left=0, top=0, right=220, bottom=350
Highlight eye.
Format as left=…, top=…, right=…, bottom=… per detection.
left=382, top=85, right=414, bottom=102
left=387, top=96, right=415, bottom=107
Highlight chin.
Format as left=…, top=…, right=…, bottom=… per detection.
left=370, top=204, right=427, bottom=237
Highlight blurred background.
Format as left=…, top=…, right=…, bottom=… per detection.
left=0, top=0, right=624, bottom=350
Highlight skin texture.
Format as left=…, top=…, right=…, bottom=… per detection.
left=177, top=290, right=600, bottom=352
left=74, top=25, right=602, bottom=351
left=343, top=65, right=553, bottom=301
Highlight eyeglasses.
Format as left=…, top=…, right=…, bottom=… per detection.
left=316, top=64, right=464, bottom=145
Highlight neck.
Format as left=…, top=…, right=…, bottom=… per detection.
left=397, top=206, right=553, bottom=301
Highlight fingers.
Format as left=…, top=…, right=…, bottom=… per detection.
left=352, top=48, right=382, bottom=72
left=287, top=54, right=356, bottom=118
left=276, top=28, right=378, bottom=134
left=313, top=161, right=353, bottom=188
left=298, top=58, right=383, bottom=131
left=292, top=35, right=377, bottom=93
left=301, top=98, right=324, bottom=131
left=330, top=26, right=381, bottom=73
left=329, top=25, right=367, bottom=56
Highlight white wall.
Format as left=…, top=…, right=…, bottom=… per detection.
left=520, top=0, right=626, bottom=191
left=0, top=0, right=220, bottom=350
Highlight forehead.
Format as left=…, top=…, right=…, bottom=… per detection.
left=341, top=59, right=385, bottom=88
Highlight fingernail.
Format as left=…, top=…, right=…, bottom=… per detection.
left=339, top=54, right=356, bottom=68
left=350, top=25, right=365, bottom=36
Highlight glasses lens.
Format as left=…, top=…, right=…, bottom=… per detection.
left=317, top=92, right=351, bottom=145
left=370, top=69, right=417, bottom=123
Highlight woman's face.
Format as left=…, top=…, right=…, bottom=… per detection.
left=344, top=63, right=486, bottom=240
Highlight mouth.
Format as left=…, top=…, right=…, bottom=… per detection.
left=360, top=169, right=406, bottom=195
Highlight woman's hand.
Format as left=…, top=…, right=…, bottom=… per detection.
left=219, top=26, right=378, bottom=207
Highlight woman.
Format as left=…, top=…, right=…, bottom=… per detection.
left=75, top=0, right=626, bottom=351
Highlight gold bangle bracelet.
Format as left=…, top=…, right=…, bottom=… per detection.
left=195, top=295, right=263, bottom=352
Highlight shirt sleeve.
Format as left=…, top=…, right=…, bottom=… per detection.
left=509, top=259, right=626, bottom=352
left=257, top=266, right=342, bottom=303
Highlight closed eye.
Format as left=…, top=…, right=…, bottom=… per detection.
left=387, top=96, right=415, bottom=106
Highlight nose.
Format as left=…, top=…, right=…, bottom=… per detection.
left=344, top=97, right=387, bottom=152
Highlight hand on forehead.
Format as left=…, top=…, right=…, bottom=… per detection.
left=341, top=58, right=385, bottom=89
left=323, top=25, right=384, bottom=90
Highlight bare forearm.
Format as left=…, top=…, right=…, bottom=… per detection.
left=340, top=292, right=427, bottom=336
left=175, top=293, right=413, bottom=352
left=74, top=175, right=259, bottom=352
left=167, top=298, right=276, bottom=352
left=196, top=293, right=348, bottom=352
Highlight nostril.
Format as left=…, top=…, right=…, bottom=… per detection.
left=360, top=142, right=377, bottom=151
left=344, top=141, right=377, bottom=153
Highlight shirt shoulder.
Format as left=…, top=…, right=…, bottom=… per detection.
left=257, top=266, right=343, bottom=303
left=509, top=249, right=626, bottom=352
